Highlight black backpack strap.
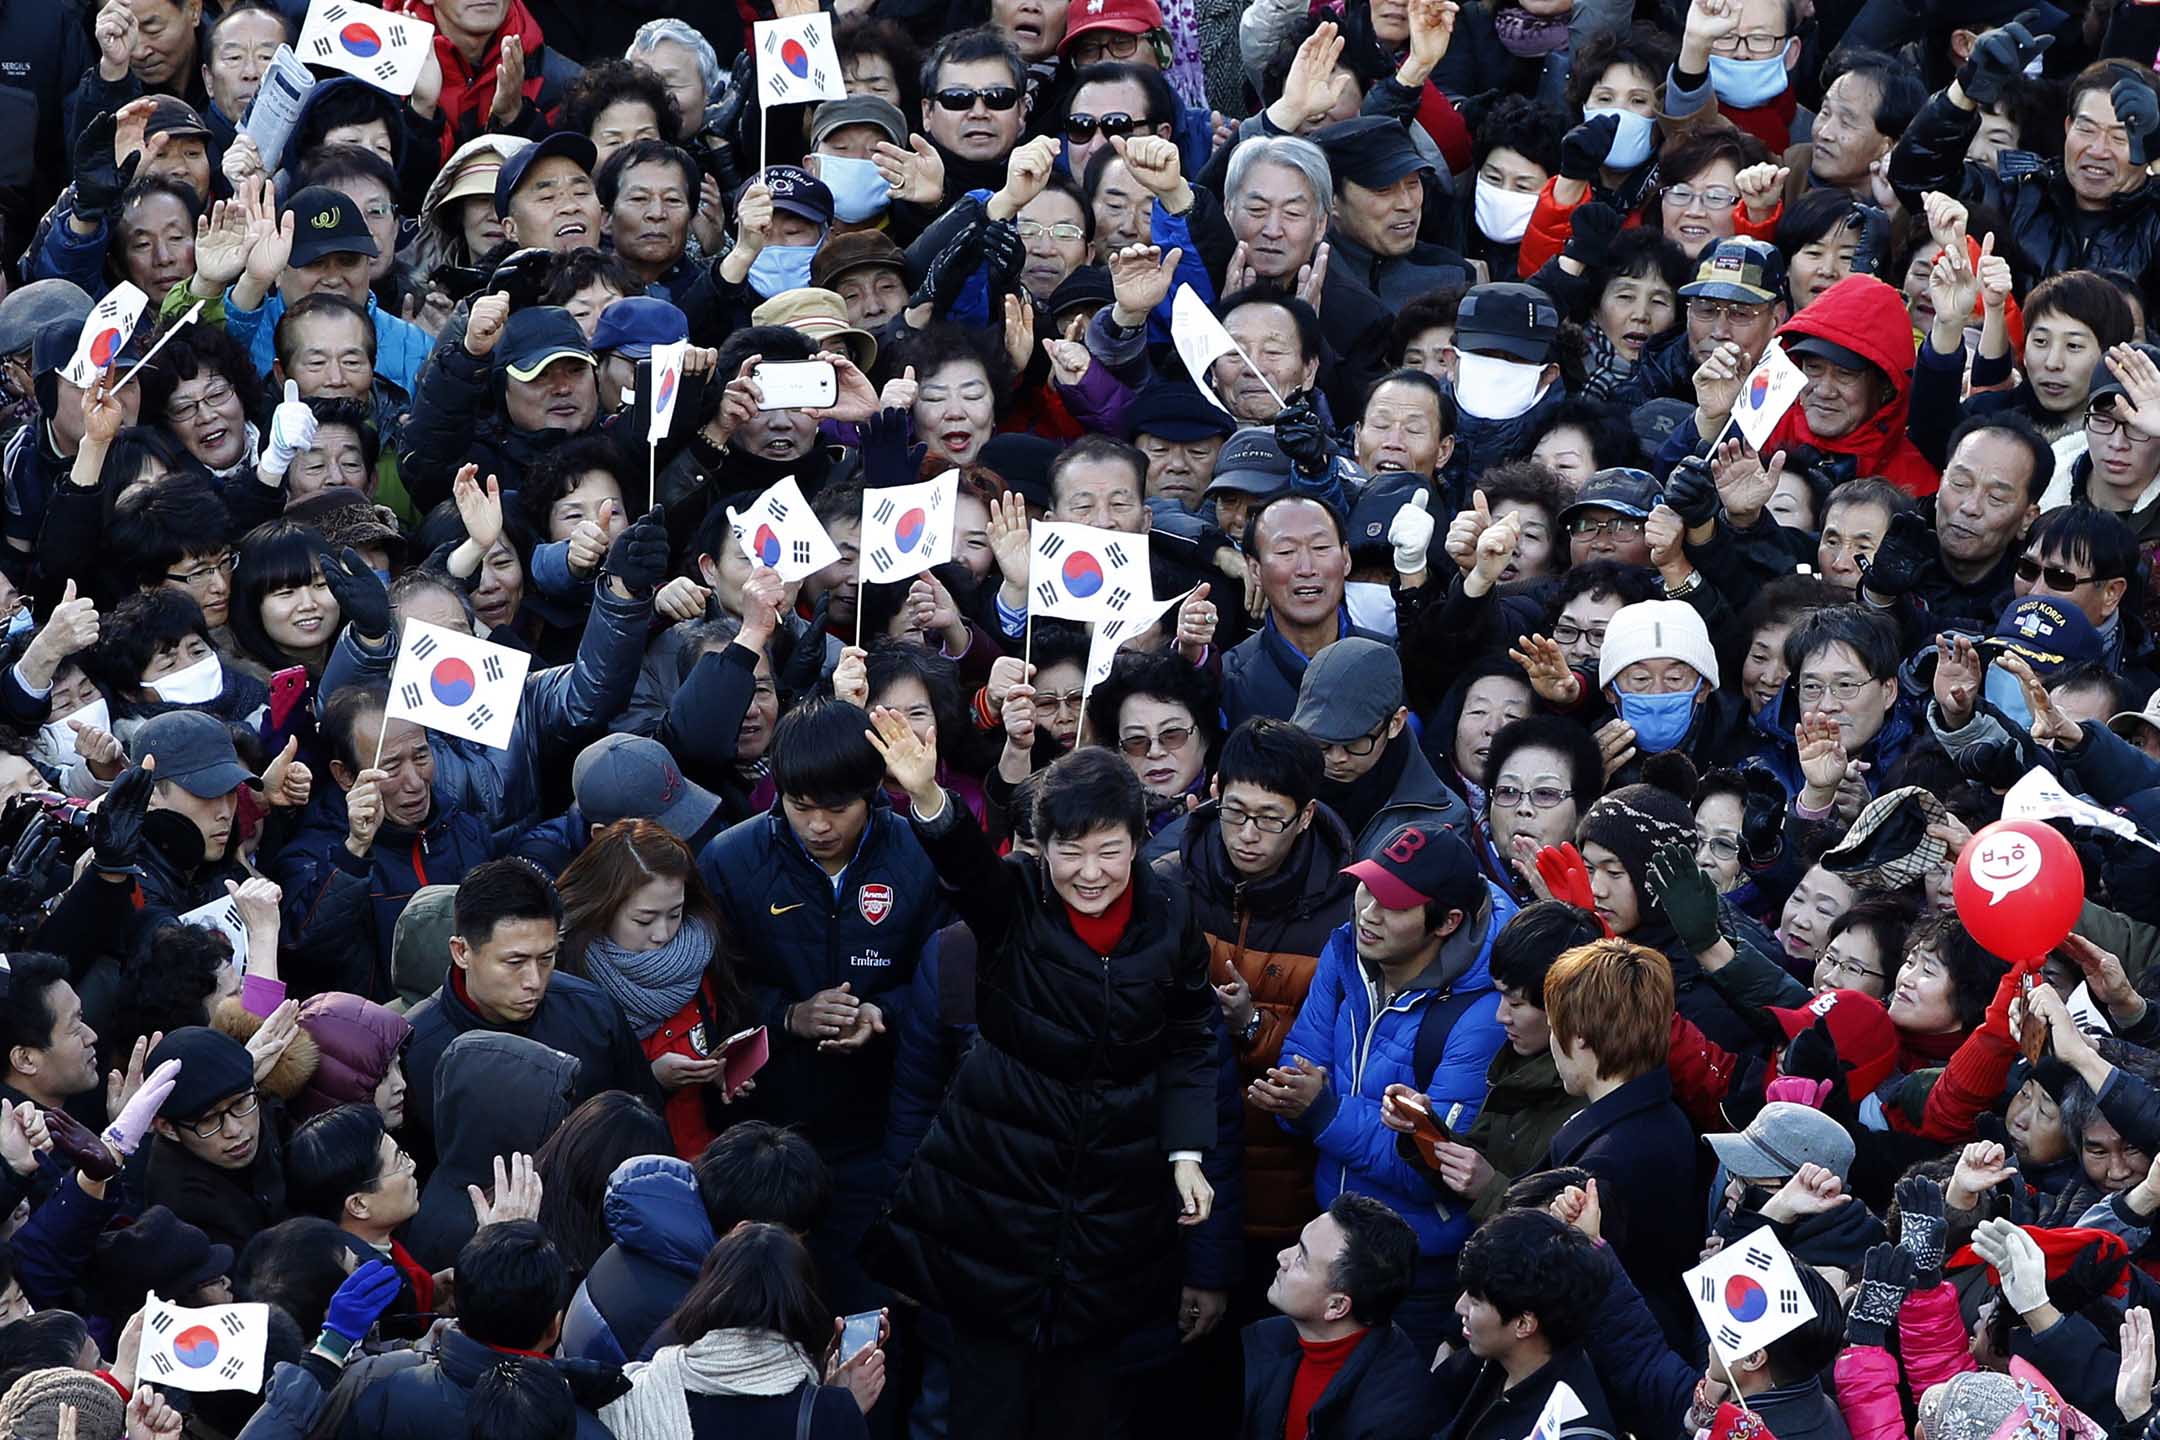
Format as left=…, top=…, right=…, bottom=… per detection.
left=1411, top=987, right=1486, bottom=1095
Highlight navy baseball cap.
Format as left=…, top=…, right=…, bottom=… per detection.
left=128, top=710, right=262, bottom=798
left=495, top=131, right=597, bottom=218
left=1205, top=427, right=1292, bottom=496
left=1558, top=467, right=1662, bottom=526
left=1312, top=116, right=1432, bottom=192
left=498, top=306, right=594, bottom=383
left=1984, top=596, right=2105, bottom=677
left=1128, top=386, right=1235, bottom=443
left=1344, top=820, right=1481, bottom=911
left=590, top=296, right=689, bottom=359
left=759, top=165, right=834, bottom=226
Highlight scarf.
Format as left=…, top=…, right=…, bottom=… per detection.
left=584, top=919, right=716, bottom=1039
left=1493, top=6, right=1571, bottom=55
left=601, top=1328, right=821, bottom=1440
left=1066, top=883, right=1135, bottom=957
left=1319, top=737, right=1411, bottom=838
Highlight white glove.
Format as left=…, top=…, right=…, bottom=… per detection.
left=262, top=379, right=318, bottom=478
left=1388, top=488, right=1434, bottom=575
left=1973, top=1217, right=2050, bottom=1315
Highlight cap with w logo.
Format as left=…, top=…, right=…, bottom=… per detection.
left=282, top=185, right=382, bottom=268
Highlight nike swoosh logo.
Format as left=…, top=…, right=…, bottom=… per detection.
left=769, top=902, right=805, bottom=916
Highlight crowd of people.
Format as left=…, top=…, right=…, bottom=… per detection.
left=9, top=0, right=2160, bottom=1434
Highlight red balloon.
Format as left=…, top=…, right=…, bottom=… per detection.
left=1951, top=819, right=2085, bottom=961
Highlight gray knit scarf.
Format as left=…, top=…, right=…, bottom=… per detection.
left=585, top=919, right=716, bottom=1038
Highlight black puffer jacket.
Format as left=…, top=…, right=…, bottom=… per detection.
left=862, top=798, right=1217, bottom=1348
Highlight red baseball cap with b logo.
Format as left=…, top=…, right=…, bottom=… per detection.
left=1343, top=821, right=1480, bottom=912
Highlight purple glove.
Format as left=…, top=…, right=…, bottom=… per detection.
left=101, top=1058, right=180, bottom=1157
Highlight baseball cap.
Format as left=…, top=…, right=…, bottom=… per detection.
left=494, top=131, right=597, bottom=218
left=572, top=733, right=721, bottom=840
left=1766, top=989, right=1902, bottom=1101
left=812, top=229, right=907, bottom=291
left=590, top=295, right=689, bottom=360
left=1597, top=598, right=1720, bottom=691
left=1343, top=820, right=1481, bottom=911
left=760, top=165, right=835, bottom=226
left=1822, top=786, right=1949, bottom=891
left=1205, top=427, right=1292, bottom=496
left=1557, top=466, right=1661, bottom=527
left=144, top=96, right=213, bottom=142
left=1291, top=638, right=1404, bottom=744
left=1679, top=238, right=1786, bottom=305
left=1785, top=333, right=1876, bottom=374
left=1312, top=116, right=1432, bottom=192
left=148, top=1027, right=256, bottom=1122
left=1707, top=1100, right=1856, bottom=1183
left=1984, top=596, right=2105, bottom=677
left=128, top=710, right=262, bottom=798
left=810, top=95, right=908, bottom=150
left=751, top=288, right=877, bottom=371
left=0, top=280, right=92, bottom=358
left=1061, top=0, right=1165, bottom=52
left=284, top=185, right=381, bottom=268
left=1047, top=265, right=1114, bottom=321
left=497, top=306, right=595, bottom=384
left=1128, top=385, right=1235, bottom=443
left=2087, top=341, right=2160, bottom=409
left=1454, top=282, right=1559, bottom=365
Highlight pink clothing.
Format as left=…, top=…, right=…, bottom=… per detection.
left=1901, top=1281, right=1982, bottom=1395
left=1834, top=1345, right=1907, bottom=1440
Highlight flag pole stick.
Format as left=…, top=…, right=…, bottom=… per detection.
left=1221, top=333, right=1287, bottom=411
left=115, top=300, right=206, bottom=389
left=1713, top=1347, right=1752, bottom=1414
left=854, top=581, right=865, bottom=652
left=370, top=714, right=389, bottom=773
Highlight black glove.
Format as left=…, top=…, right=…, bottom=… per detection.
left=91, top=764, right=154, bottom=877
left=1849, top=203, right=1892, bottom=277
left=6, top=814, right=58, bottom=884
left=981, top=219, right=1025, bottom=294
left=1664, top=456, right=1720, bottom=528
left=860, top=405, right=928, bottom=491
left=1563, top=202, right=1623, bottom=268
left=1559, top=113, right=1620, bottom=182
left=2115, top=78, right=2160, bottom=166
left=1779, top=1014, right=1852, bottom=1110
left=323, top=546, right=392, bottom=642
left=1895, top=1175, right=1948, bottom=1287
left=1856, top=509, right=1933, bottom=599
left=1846, top=1244, right=1915, bottom=1348
left=1958, top=732, right=2035, bottom=790
left=71, top=113, right=136, bottom=227
left=2051, top=1237, right=2129, bottom=1316
left=911, top=223, right=985, bottom=311
left=1273, top=392, right=1332, bottom=475
left=1958, top=9, right=2055, bottom=107
left=708, top=52, right=753, bottom=147
left=1644, top=841, right=1723, bottom=954
left=556, top=1358, right=632, bottom=1411
left=485, top=246, right=556, bottom=311
left=1740, top=768, right=1788, bottom=866
left=605, top=507, right=672, bottom=599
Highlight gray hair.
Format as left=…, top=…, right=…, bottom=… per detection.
left=1224, top=136, right=1333, bottom=216
left=627, top=19, right=723, bottom=104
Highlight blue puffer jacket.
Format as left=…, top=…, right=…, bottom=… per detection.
left=560, top=1155, right=716, bottom=1366
left=1275, top=880, right=1517, bottom=1258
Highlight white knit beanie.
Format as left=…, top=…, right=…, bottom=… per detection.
left=1597, top=600, right=1721, bottom=691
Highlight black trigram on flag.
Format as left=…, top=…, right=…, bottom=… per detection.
left=310, top=36, right=335, bottom=56
left=1036, top=532, right=1067, bottom=560
left=1103, top=586, right=1133, bottom=612
left=1777, top=1288, right=1802, bottom=1315
left=870, top=547, right=895, bottom=572
left=387, top=24, right=411, bottom=45
left=873, top=497, right=897, bottom=524
left=148, top=1310, right=176, bottom=1336
left=791, top=540, right=814, bottom=566
left=466, top=704, right=494, bottom=734
left=219, top=1312, right=247, bottom=1335
left=1035, top=580, right=1062, bottom=609
left=482, top=656, right=504, bottom=683
left=400, top=682, right=422, bottom=709
left=766, top=73, right=790, bottom=99
left=148, top=1352, right=174, bottom=1376
left=1716, top=1323, right=1743, bottom=1352
left=1103, top=541, right=1131, bottom=568
left=811, top=65, right=830, bottom=87
left=372, top=58, right=398, bottom=80
left=323, top=2, right=350, bottom=17
left=1741, top=1246, right=1775, bottom=1272
left=409, top=632, right=437, bottom=660
left=769, top=498, right=791, bottom=521
left=927, top=486, right=945, bottom=511
left=219, top=1355, right=246, bottom=1380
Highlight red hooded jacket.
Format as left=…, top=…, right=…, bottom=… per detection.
left=1767, top=273, right=1941, bottom=499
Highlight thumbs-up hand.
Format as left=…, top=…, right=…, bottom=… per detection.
left=40, top=578, right=101, bottom=658
left=1444, top=488, right=1492, bottom=573
left=1388, top=487, right=1434, bottom=576
left=263, top=378, right=318, bottom=480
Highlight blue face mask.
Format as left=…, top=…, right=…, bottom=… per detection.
left=1584, top=107, right=1656, bottom=170
left=748, top=243, right=819, bottom=299
left=1616, top=683, right=1702, bottom=753
left=1708, top=53, right=1789, bottom=108
left=1983, top=665, right=2034, bottom=732
left=817, top=155, right=890, bottom=224
left=3, top=608, right=31, bottom=641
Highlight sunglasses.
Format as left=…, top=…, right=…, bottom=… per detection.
left=1118, top=725, right=1194, bottom=757
left=1064, top=111, right=1143, bottom=142
left=932, top=85, right=1022, bottom=111
left=2016, top=556, right=2102, bottom=590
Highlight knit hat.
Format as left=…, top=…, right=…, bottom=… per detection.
left=1918, top=1357, right=2103, bottom=1440
left=1576, top=783, right=1698, bottom=914
left=1597, top=599, right=1721, bottom=691
left=147, top=1026, right=254, bottom=1122
left=0, top=1367, right=126, bottom=1440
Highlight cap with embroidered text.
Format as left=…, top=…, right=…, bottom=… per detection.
left=1205, top=427, right=1292, bottom=496
left=755, top=165, right=835, bottom=226
left=1342, top=819, right=1480, bottom=911
left=1061, top=0, right=1165, bottom=52
left=1983, top=596, right=2104, bottom=677
left=1679, top=237, right=1786, bottom=305
left=284, top=185, right=381, bottom=268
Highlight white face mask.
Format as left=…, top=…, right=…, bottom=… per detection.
left=1584, top=107, right=1657, bottom=170
left=1454, top=350, right=1547, bottom=421
left=149, top=652, right=223, bottom=705
left=39, top=696, right=108, bottom=763
left=1473, top=179, right=1539, bottom=243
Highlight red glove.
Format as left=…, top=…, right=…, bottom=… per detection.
left=1536, top=843, right=1609, bottom=934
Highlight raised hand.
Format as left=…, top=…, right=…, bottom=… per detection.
left=1795, top=711, right=1848, bottom=794
left=1735, top=162, right=1788, bottom=221
left=1387, top=489, right=1433, bottom=577
left=1270, top=22, right=1346, bottom=132
left=1921, top=189, right=1970, bottom=252
left=2104, top=342, right=2160, bottom=433
left=452, top=464, right=505, bottom=553
left=1108, top=243, right=1182, bottom=327
left=1509, top=633, right=1582, bottom=706
left=1113, top=134, right=1187, bottom=202
left=1594, top=717, right=1638, bottom=780
left=94, top=0, right=136, bottom=81
left=345, top=766, right=387, bottom=855
left=488, top=33, right=527, bottom=127
left=1403, top=0, right=1459, bottom=75
left=1692, top=340, right=1747, bottom=425
left=1932, top=632, right=1984, bottom=726
left=1176, top=583, right=1217, bottom=662
left=1958, top=10, right=2053, bottom=107
left=873, top=134, right=945, bottom=207
left=466, top=292, right=512, bottom=357
left=1994, top=651, right=2081, bottom=746
left=246, top=999, right=301, bottom=1083
left=1445, top=490, right=1494, bottom=572
left=865, top=705, right=941, bottom=809
left=993, top=135, right=1059, bottom=216
left=190, top=196, right=257, bottom=295
left=470, top=1151, right=543, bottom=1227
left=322, top=546, right=392, bottom=642
left=1707, top=439, right=1781, bottom=529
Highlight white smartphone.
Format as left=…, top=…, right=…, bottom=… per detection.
left=753, top=359, right=838, bottom=411
left=839, top=1310, right=881, bottom=1365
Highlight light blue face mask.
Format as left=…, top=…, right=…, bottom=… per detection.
left=1583, top=107, right=1656, bottom=170
left=1616, top=683, right=1702, bottom=753
left=1983, top=664, right=2034, bottom=732
left=817, top=155, right=890, bottom=224
left=748, top=243, right=819, bottom=299
left=3, top=608, right=31, bottom=641
left=1708, top=53, right=1789, bottom=108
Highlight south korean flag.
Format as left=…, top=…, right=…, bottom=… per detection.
left=141, top=1298, right=270, bottom=1393
left=860, top=470, right=959, bottom=585
left=296, top=0, right=433, bottom=97
left=1028, top=520, right=1153, bottom=623
left=1685, top=1227, right=1818, bottom=1362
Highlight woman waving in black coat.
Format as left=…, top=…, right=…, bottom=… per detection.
left=861, top=708, right=1219, bottom=1440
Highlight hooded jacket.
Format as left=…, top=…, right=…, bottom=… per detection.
left=561, top=1155, right=716, bottom=1366
left=292, top=993, right=412, bottom=1121
left=1274, top=882, right=1520, bottom=1258
left=403, top=1031, right=578, bottom=1270
left=336, top=1325, right=617, bottom=1440
left=1765, top=274, right=1940, bottom=498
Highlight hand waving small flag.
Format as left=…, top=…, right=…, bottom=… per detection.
left=729, top=475, right=840, bottom=583
left=1684, top=1226, right=1817, bottom=1362
left=1029, top=521, right=1153, bottom=623
left=1730, top=341, right=1806, bottom=451
left=385, top=619, right=532, bottom=751
left=648, top=339, right=688, bottom=444
left=142, top=1298, right=270, bottom=1393
left=296, top=0, right=433, bottom=96
left=64, top=282, right=147, bottom=389
left=860, top=470, right=959, bottom=585
left=755, top=14, right=845, bottom=108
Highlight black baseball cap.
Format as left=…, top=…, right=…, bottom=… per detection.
left=1344, top=820, right=1481, bottom=911
left=1312, top=116, right=1432, bottom=192
left=759, top=164, right=835, bottom=226
left=284, top=185, right=381, bottom=267
left=1047, top=265, right=1114, bottom=320
left=1785, top=333, right=1876, bottom=375
left=495, top=132, right=597, bottom=218
left=1454, top=282, right=1559, bottom=364
left=1205, top=427, right=1292, bottom=496
left=2088, top=341, right=2160, bottom=409
left=498, top=306, right=594, bottom=383
left=128, top=710, right=262, bottom=798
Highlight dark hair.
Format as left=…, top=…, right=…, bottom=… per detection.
left=1217, top=288, right=1322, bottom=368
left=1083, top=649, right=1221, bottom=772
left=1552, top=559, right=1659, bottom=615
left=1822, top=897, right=1912, bottom=979
left=292, top=80, right=399, bottom=160
left=563, top=58, right=684, bottom=146
left=1944, top=412, right=2052, bottom=508
left=454, top=859, right=566, bottom=951
left=1473, top=94, right=1566, bottom=176
left=1501, top=1165, right=1596, bottom=1212
left=113, top=923, right=229, bottom=1060
left=84, top=588, right=215, bottom=706
left=470, top=1358, right=578, bottom=1440
left=836, top=16, right=923, bottom=117
left=207, top=1, right=288, bottom=48
left=2025, top=271, right=2138, bottom=352
left=1361, top=368, right=1451, bottom=433
left=864, top=640, right=975, bottom=771
left=772, top=696, right=886, bottom=807
left=1653, top=122, right=1767, bottom=229
left=1763, top=1264, right=1846, bottom=1381
left=1048, top=433, right=1147, bottom=511
left=667, top=1222, right=829, bottom=1357
left=2025, top=504, right=2138, bottom=584
left=1478, top=462, right=1568, bottom=534
left=274, top=292, right=377, bottom=373
left=1532, top=399, right=1638, bottom=474
left=1905, top=914, right=2011, bottom=1030
left=534, top=1092, right=673, bottom=1277
left=1066, top=60, right=1175, bottom=128
left=234, top=1217, right=373, bottom=1337
left=694, top=1121, right=832, bottom=1234
left=1388, top=289, right=1464, bottom=366
left=921, top=24, right=1026, bottom=95
left=1598, top=226, right=1691, bottom=295
left=295, top=143, right=400, bottom=206
left=0, top=1310, right=91, bottom=1395
left=1325, top=1192, right=1419, bottom=1326
left=1819, top=47, right=1925, bottom=139
left=1033, top=745, right=1149, bottom=845
left=457, top=1219, right=567, bottom=1350
left=1488, top=902, right=1604, bottom=1008
left=285, top=1104, right=390, bottom=1221
left=110, top=475, right=232, bottom=588
left=1773, top=188, right=1865, bottom=258
left=2069, top=58, right=2160, bottom=129
left=0, top=953, right=70, bottom=1074
left=1782, top=604, right=1900, bottom=683
left=1456, top=1209, right=1607, bottom=1350
left=111, top=176, right=204, bottom=283
left=1217, top=717, right=1324, bottom=812
left=296, top=395, right=381, bottom=477
left=136, top=325, right=260, bottom=438
left=227, top=519, right=338, bottom=671
left=539, top=247, right=647, bottom=308
left=1246, top=491, right=1349, bottom=556
left=883, top=322, right=1010, bottom=398
left=1823, top=477, right=1908, bottom=530
left=2051, top=661, right=2119, bottom=716
left=520, top=434, right=642, bottom=540
left=1484, top=716, right=1604, bottom=824
left=595, top=138, right=701, bottom=211
left=1566, top=24, right=1676, bottom=112
left=1725, top=573, right=1847, bottom=687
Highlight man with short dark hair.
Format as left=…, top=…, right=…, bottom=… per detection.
left=1222, top=496, right=1375, bottom=730
left=1313, top=116, right=1470, bottom=308
left=1238, top=1193, right=1434, bottom=1440
left=1860, top=413, right=2047, bottom=636
left=1434, top=1209, right=1618, bottom=1440
left=286, top=1103, right=432, bottom=1308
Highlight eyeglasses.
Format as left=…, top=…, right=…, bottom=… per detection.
left=932, top=85, right=1021, bottom=111
left=1064, top=111, right=1144, bottom=143
left=2017, top=557, right=2102, bottom=590
left=1322, top=721, right=1389, bottom=757
left=1071, top=31, right=1144, bottom=58
left=1698, top=833, right=1742, bottom=862
left=2087, top=410, right=2158, bottom=441
left=1708, top=31, right=1788, bottom=56
left=1550, top=622, right=1607, bottom=648
left=1687, top=298, right=1772, bottom=325
left=1795, top=677, right=1877, bottom=704
left=166, top=553, right=236, bottom=587
left=185, top=1092, right=259, bottom=1138
left=1119, top=724, right=1194, bottom=757
left=1818, top=953, right=1885, bottom=984
left=168, top=379, right=236, bottom=426
left=1038, top=688, right=1086, bottom=715
left=1664, top=184, right=1740, bottom=213
left=1220, top=804, right=1297, bottom=834
left=1567, top=515, right=1646, bottom=538
left=1491, top=783, right=1570, bottom=810
left=1016, top=219, right=1085, bottom=242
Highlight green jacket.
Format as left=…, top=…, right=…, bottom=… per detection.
left=1460, top=1046, right=1582, bottom=1220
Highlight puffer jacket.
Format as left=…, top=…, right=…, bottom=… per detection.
left=403, top=1031, right=578, bottom=1271
left=1154, top=800, right=1357, bottom=1239
left=860, top=798, right=1217, bottom=1348
left=1764, top=274, right=1940, bottom=498
left=336, top=1326, right=617, bottom=1440
left=561, top=1155, right=716, bottom=1366
left=1274, top=881, right=1519, bottom=1258
left=292, top=993, right=412, bottom=1120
